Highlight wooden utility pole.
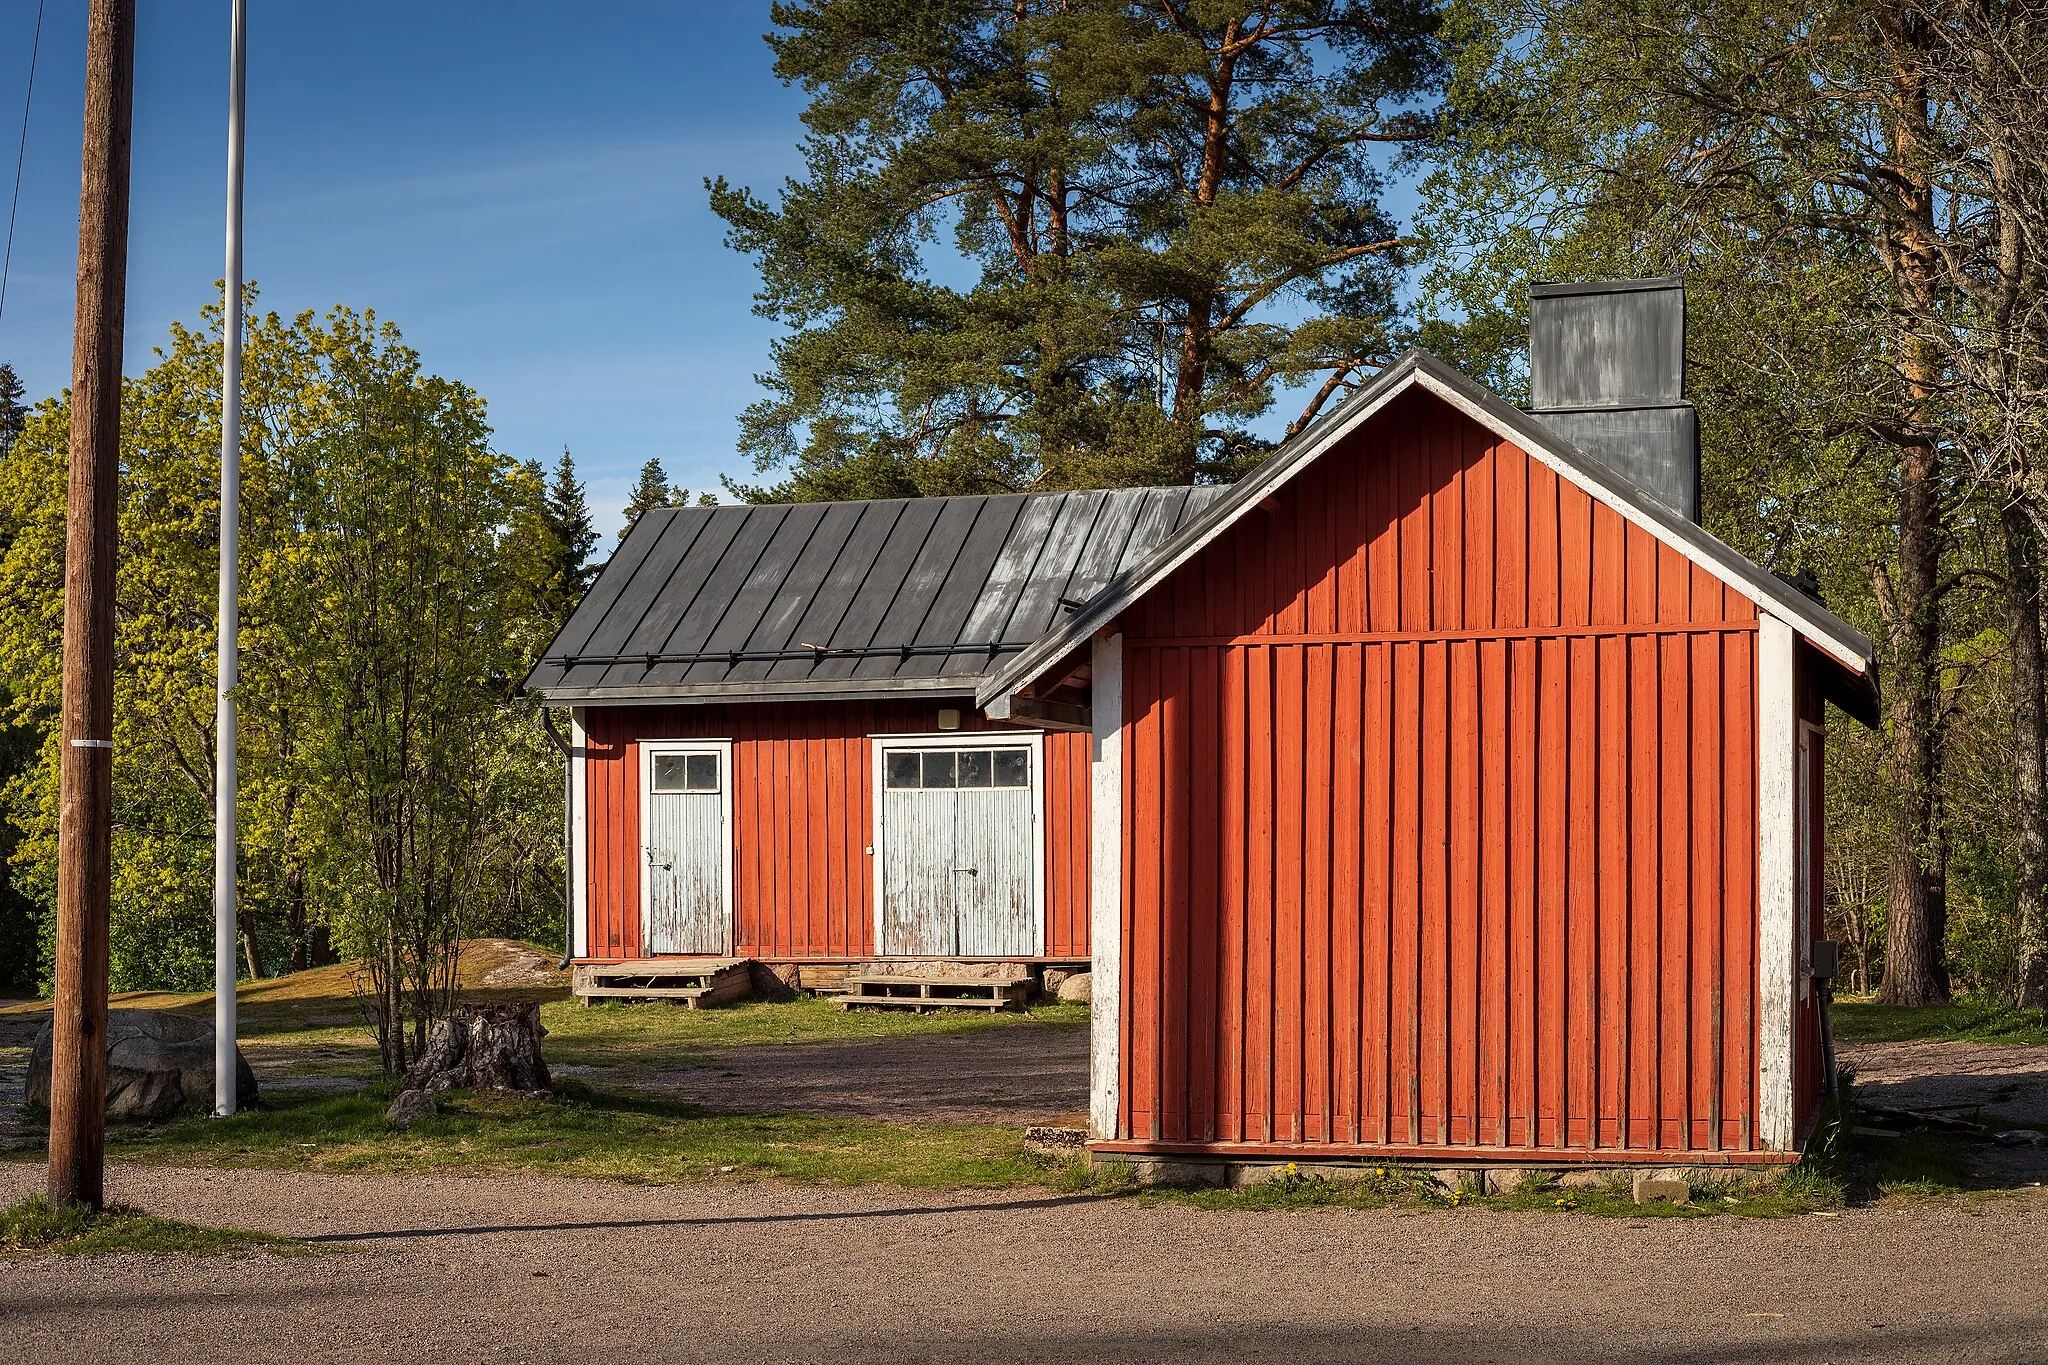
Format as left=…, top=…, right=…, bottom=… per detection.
left=48, top=0, right=136, bottom=1213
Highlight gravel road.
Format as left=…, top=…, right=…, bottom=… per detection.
left=3, top=1163, right=2044, bottom=1364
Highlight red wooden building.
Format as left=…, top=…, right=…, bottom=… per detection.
left=980, top=281, right=1877, bottom=1168
left=530, top=279, right=1877, bottom=1168
left=527, top=483, right=1227, bottom=977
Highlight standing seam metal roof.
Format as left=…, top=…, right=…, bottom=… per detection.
left=523, top=485, right=1229, bottom=703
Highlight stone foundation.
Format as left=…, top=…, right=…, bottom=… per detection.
left=1091, top=1150, right=1793, bottom=1194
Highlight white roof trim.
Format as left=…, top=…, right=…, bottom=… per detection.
left=978, top=349, right=1874, bottom=710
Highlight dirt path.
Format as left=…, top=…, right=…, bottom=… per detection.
left=1840, top=1039, right=2048, bottom=1186
left=1, top=1163, right=2044, bottom=1363
left=588, top=1026, right=1091, bottom=1126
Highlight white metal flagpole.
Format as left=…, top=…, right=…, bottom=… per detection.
left=213, top=0, right=246, bottom=1118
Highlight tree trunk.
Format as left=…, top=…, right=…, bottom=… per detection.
left=1874, top=7, right=1950, bottom=1006
left=1163, top=24, right=1239, bottom=485
left=1877, top=437, right=1950, bottom=1005
left=239, top=911, right=262, bottom=981
left=2016, top=504, right=2048, bottom=1008
left=399, top=1002, right=551, bottom=1095
left=285, top=861, right=308, bottom=973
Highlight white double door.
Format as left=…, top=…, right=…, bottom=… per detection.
left=877, top=738, right=1041, bottom=957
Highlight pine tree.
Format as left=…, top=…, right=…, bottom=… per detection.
left=0, top=363, right=25, bottom=458
left=622, top=458, right=674, bottom=534
left=540, top=447, right=598, bottom=622
left=711, top=0, right=1445, bottom=500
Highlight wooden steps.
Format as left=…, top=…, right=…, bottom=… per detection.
left=796, top=962, right=852, bottom=995
left=833, top=971, right=1032, bottom=1013
left=573, top=958, right=752, bottom=1008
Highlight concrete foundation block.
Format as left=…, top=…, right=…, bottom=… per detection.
left=1117, top=1156, right=1228, bottom=1188
left=1633, top=1173, right=1691, bottom=1205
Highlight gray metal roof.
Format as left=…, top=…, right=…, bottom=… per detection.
left=980, top=348, right=1879, bottom=726
left=525, top=485, right=1229, bottom=704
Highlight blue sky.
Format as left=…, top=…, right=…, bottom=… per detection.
left=0, top=2, right=1423, bottom=541
left=0, top=1, right=814, bottom=537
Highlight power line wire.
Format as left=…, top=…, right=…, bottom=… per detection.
left=0, top=0, right=48, bottom=329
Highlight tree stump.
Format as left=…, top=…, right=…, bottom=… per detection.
left=395, top=1002, right=552, bottom=1100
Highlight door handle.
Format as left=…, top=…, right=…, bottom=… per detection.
left=952, top=867, right=979, bottom=876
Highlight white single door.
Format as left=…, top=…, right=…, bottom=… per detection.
left=878, top=742, right=1038, bottom=956
left=643, top=743, right=731, bottom=954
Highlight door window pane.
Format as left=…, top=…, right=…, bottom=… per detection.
left=654, top=751, right=721, bottom=793
left=652, top=754, right=690, bottom=792
left=957, top=749, right=993, bottom=787
left=885, top=751, right=922, bottom=788
left=993, top=749, right=1029, bottom=787
left=921, top=751, right=957, bottom=788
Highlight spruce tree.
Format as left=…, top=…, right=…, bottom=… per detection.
left=541, top=448, right=599, bottom=622
left=622, top=458, right=674, bottom=534
left=0, top=362, right=25, bottom=458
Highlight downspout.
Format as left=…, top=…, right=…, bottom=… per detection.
left=538, top=705, right=574, bottom=970
left=1814, top=939, right=1841, bottom=1099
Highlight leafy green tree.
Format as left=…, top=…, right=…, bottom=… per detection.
left=0, top=296, right=565, bottom=1012
left=0, top=363, right=37, bottom=989
left=1419, top=0, right=2048, bottom=1005
left=276, top=308, right=552, bottom=1071
left=711, top=0, right=1445, bottom=500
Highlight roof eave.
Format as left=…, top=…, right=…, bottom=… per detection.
left=525, top=674, right=985, bottom=707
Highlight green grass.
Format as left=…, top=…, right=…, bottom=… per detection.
left=541, top=997, right=1089, bottom=1069
left=1, top=1194, right=303, bottom=1258
left=93, top=1079, right=1086, bottom=1190
left=1831, top=1000, right=2048, bottom=1046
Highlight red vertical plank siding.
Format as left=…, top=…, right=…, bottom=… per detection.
left=1115, top=388, right=1778, bottom=1162
left=579, top=702, right=1091, bottom=961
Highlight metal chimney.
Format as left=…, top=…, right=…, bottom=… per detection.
left=1528, top=277, right=1699, bottom=521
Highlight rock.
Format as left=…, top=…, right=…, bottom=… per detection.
left=1633, top=1173, right=1691, bottom=1205
left=1040, top=969, right=1074, bottom=998
left=386, top=1088, right=437, bottom=1129
left=26, top=1009, right=260, bottom=1122
left=1056, top=971, right=1093, bottom=1005
left=1558, top=1169, right=1609, bottom=1190
left=1485, top=1168, right=1536, bottom=1195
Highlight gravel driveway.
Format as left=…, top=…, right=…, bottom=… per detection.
left=2, top=1163, right=2044, bottom=1363
left=589, top=1026, right=1092, bottom=1125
